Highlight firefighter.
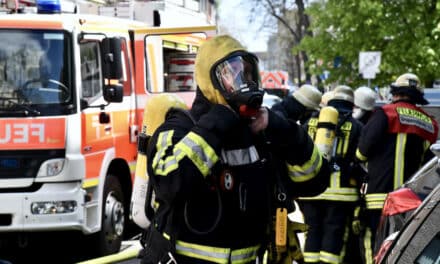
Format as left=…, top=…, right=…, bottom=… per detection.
left=356, top=73, right=438, bottom=264
left=353, top=86, right=377, bottom=124
left=299, top=85, right=364, bottom=264
left=138, top=35, right=330, bottom=264
left=271, top=84, right=322, bottom=124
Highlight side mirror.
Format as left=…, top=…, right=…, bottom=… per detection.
left=103, top=84, right=123, bottom=103
left=101, top=37, right=123, bottom=80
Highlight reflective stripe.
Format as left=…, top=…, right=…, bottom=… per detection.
left=423, top=140, right=431, bottom=161
left=320, top=251, right=341, bottom=264
left=363, top=227, right=374, bottom=264
left=394, top=133, right=406, bottom=189
left=175, top=240, right=259, bottom=264
left=175, top=132, right=219, bottom=177
left=152, top=130, right=218, bottom=177
left=300, top=188, right=359, bottom=201
left=396, top=106, right=435, bottom=133
left=303, top=252, right=320, bottom=263
left=287, top=145, right=323, bottom=182
left=365, top=193, right=387, bottom=209
left=221, top=146, right=259, bottom=166
left=152, top=130, right=174, bottom=169
left=307, top=117, right=318, bottom=140
left=300, top=171, right=359, bottom=201
left=231, top=245, right=260, bottom=263
left=356, top=148, right=367, bottom=161
left=336, top=122, right=351, bottom=157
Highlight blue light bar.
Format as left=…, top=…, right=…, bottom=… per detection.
left=36, top=0, right=61, bottom=14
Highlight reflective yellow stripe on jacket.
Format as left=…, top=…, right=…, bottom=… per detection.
left=152, top=130, right=219, bottom=177
left=287, top=145, right=323, bottom=182
left=300, top=171, right=359, bottom=202
left=394, top=133, right=406, bottom=189
left=176, top=240, right=260, bottom=264
left=365, top=193, right=387, bottom=209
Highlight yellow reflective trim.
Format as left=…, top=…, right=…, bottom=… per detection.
left=82, top=178, right=99, bottom=188
left=175, top=240, right=260, bottom=264
left=356, top=148, right=367, bottom=161
left=365, top=193, right=388, bottom=200
left=154, top=150, right=186, bottom=176
left=320, top=251, right=341, bottom=264
left=307, top=117, right=318, bottom=139
left=363, top=227, right=374, bottom=264
left=231, top=245, right=260, bottom=263
left=365, top=193, right=387, bottom=209
left=176, top=240, right=229, bottom=264
left=152, top=130, right=174, bottom=169
left=300, top=192, right=359, bottom=202
left=175, top=132, right=218, bottom=177
left=287, top=145, right=323, bottom=182
left=396, top=107, right=432, bottom=123
left=394, top=133, right=406, bottom=189
left=304, top=252, right=320, bottom=263
left=330, top=171, right=339, bottom=188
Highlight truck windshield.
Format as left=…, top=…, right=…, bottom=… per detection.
left=0, top=29, right=73, bottom=116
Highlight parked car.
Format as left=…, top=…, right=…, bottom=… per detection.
left=374, top=142, right=440, bottom=263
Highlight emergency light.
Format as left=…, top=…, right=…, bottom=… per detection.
left=36, top=0, right=61, bottom=14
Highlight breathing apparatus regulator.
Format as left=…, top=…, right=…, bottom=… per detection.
left=212, top=51, right=264, bottom=118
left=314, top=106, right=339, bottom=161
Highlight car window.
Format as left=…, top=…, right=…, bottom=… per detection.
left=415, top=233, right=440, bottom=264
left=405, top=157, right=440, bottom=200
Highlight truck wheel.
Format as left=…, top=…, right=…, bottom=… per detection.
left=89, top=174, right=125, bottom=256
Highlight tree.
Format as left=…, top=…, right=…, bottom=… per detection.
left=247, top=0, right=312, bottom=85
left=298, top=0, right=440, bottom=88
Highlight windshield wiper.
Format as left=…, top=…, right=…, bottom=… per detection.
left=0, top=97, right=41, bottom=116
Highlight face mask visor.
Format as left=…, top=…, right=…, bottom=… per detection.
left=213, top=54, right=260, bottom=96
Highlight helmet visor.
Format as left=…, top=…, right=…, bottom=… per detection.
left=214, top=54, right=260, bottom=94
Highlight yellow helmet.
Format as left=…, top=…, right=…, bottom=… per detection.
left=293, top=84, right=322, bottom=110
left=143, top=94, right=188, bottom=136
left=195, top=35, right=263, bottom=111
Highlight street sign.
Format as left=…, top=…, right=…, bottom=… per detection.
left=359, top=51, right=381, bottom=79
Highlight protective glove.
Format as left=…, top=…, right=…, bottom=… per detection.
left=352, top=206, right=364, bottom=235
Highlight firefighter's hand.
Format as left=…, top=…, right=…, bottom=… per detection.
left=249, top=107, right=269, bottom=134
left=352, top=206, right=363, bottom=235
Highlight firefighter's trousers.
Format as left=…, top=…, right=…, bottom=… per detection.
left=299, top=200, right=354, bottom=264
left=359, top=209, right=382, bottom=264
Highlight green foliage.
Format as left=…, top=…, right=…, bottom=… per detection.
left=297, top=0, right=440, bottom=88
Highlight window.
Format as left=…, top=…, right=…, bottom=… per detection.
left=80, top=42, right=102, bottom=102
left=415, top=233, right=440, bottom=264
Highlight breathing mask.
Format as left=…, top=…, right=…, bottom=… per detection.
left=211, top=52, right=264, bottom=118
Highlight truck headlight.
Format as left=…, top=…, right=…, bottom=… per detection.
left=37, top=158, right=65, bottom=177
left=31, top=201, right=77, bottom=214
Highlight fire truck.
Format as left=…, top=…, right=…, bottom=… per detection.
left=0, top=0, right=215, bottom=256
left=260, top=70, right=290, bottom=97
